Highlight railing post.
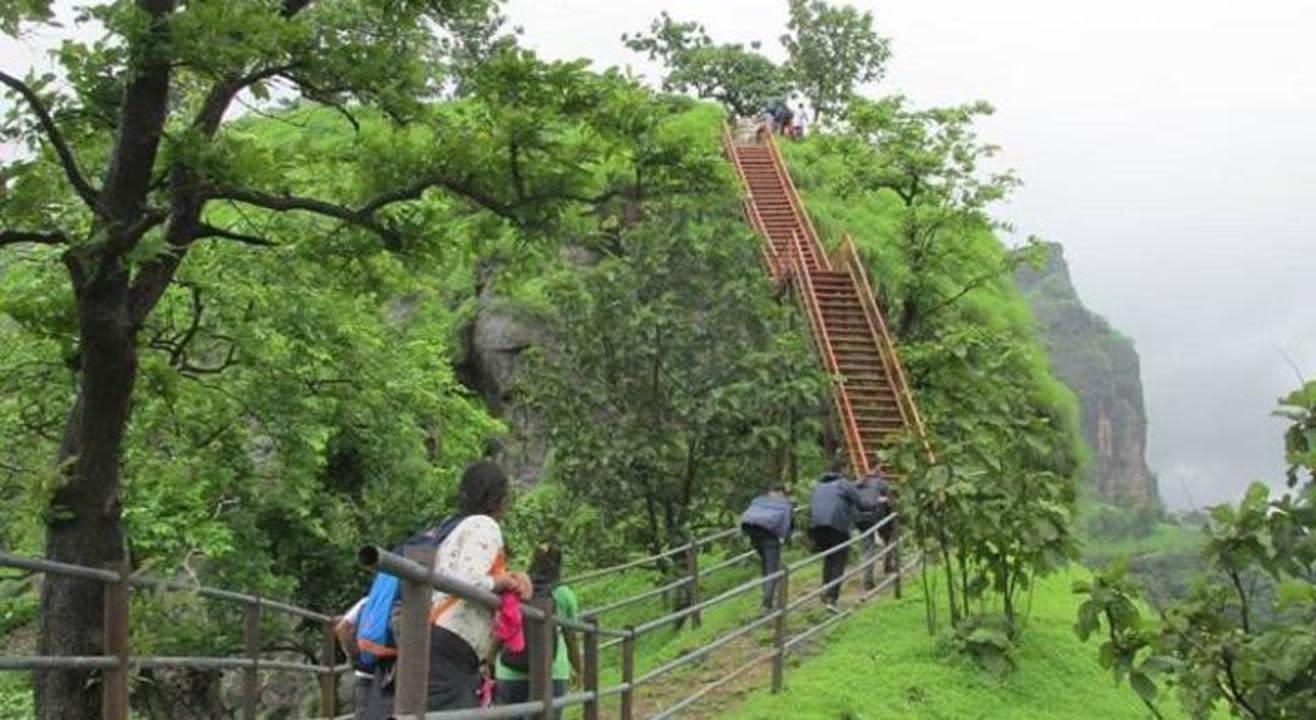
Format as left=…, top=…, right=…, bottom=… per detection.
left=242, top=596, right=262, bottom=720
left=620, top=626, right=636, bottom=720
left=102, top=562, right=130, bottom=720
left=771, top=566, right=790, bottom=694
left=531, top=601, right=556, bottom=720
left=394, top=547, right=434, bottom=719
left=319, top=621, right=338, bottom=717
left=686, top=539, right=702, bottom=629
left=893, top=520, right=903, bottom=600
left=583, top=616, right=600, bottom=720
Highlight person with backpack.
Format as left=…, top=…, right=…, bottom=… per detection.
left=334, top=597, right=393, bottom=720
left=740, top=484, right=793, bottom=613
left=342, top=461, right=530, bottom=717
left=808, top=468, right=876, bottom=611
left=853, top=470, right=893, bottom=591
left=424, top=460, right=532, bottom=711
left=494, top=544, right=582, bottom=718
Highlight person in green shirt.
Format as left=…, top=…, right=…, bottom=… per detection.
left=494, top=544, right=582, bottom=718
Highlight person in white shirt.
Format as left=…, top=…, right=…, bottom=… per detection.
left=793, top=103, right=810, bottom=140
left=425, top=461, right=531, bottom=711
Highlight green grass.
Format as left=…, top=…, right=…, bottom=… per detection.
left=727, top=568, right=1176, bottom=720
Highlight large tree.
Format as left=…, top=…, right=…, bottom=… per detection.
left=780, top=0, right=891, bottom=121
left=0, top=1, right=637, bottom=716
left=524, top=193, right=824, bottom=557
left=824, top=95, right=1041, bottom=339
left=624, top=11, right=788, bottom=117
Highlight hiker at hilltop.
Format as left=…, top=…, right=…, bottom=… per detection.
left=740, top=484, right=794, bottom=612
left=766, top=97, right=789, bottom=134
left=494, top=544, right=583, bottom=719
left=853, top=471, right=894, bottom=591
left=792, top=103, right=810, bottom=140
left=424, top=461, right=533, bottom=711
left=808, top=470, right=876, bottom=611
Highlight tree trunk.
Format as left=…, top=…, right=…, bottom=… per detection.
left=36, top=258, right=136, bottom=720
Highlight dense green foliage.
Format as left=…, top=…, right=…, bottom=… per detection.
left=524, top=193, right=825, bottom=557
left=1077, top=382, right=1316, bottom=719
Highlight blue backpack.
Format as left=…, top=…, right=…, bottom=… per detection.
left=354, top=516, right=465, bottom=671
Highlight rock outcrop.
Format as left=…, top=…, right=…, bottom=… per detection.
left=1015, top=243, right=1159, bottom=505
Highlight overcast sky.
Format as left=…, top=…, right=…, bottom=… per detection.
left=4, top=1, right=1312, bottom=508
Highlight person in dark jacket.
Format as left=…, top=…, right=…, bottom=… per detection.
left=740, top=484, right=793, bottom=612
left=809, top=470, right=875, bottom=610
left=853, top=471, right=894, bottom=590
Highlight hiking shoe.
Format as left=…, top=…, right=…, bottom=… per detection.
left=824, top=602, right=840, bottom=614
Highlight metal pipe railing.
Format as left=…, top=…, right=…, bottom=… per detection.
left=2, top=506, right=914, bottom=720
left=787, top=512, right=896, bottom=572
left=562, top=526, right=737, bottom=586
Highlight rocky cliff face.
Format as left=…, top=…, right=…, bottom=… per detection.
left=1016, top=243, right=1159, bottom=505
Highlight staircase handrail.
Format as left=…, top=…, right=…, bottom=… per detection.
left=836, top=234, right=936, bottom=463
left=786, top=231, right=869, bottom=475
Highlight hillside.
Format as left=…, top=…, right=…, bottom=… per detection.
left=1017, top=243, right=1159, bottom=506
left=727, top=568, right=1172, bottom=720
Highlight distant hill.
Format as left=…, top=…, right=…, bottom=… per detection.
left=1016, top=243, right=1160, bottom=506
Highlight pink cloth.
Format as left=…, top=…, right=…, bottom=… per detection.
left=479, top=675, right=495, bottom=708
left=493, top=590, right=524, bottom=653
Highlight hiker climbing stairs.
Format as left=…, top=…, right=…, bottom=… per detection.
left=723, top=125, right=929, bottom=476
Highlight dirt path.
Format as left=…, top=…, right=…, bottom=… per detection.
left=632, top=561, right=906, bottom=719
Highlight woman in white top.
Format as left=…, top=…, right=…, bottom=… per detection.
left=425, top=461, right=531, bottom=711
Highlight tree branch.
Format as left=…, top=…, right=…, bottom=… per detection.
left=0, top=71, right=101, bottom=212
left=0, top=229, right=67, bottom=247
left=196, top=223, right=279, bottom=247
left=210, top=187, right=405, bottom=248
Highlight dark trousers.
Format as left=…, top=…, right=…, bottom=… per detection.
left=810, top=526, right=850, bottom=604
left=426, top=626, right=481, bottom=711
left=495, top=678, right=568, bottom=720
left=744, top=524, right=782, bottom=610
left=353, top=670, right=393, bottom=720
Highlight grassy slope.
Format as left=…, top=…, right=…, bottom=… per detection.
left=727, top=568, right=1171, bottom=720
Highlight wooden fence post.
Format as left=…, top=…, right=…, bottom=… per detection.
left=686, top=539, right=702, bottom=629
left=242, top=597, right=261, bottom=720
left=531, top=602, right=556, bottom=720
left=394, top=547, right=434, bottom=719
left=620, top=627, right=636, bottom=720
left=102, top=562, right=130, bottom=720
left=771, top=566, right=790, bottom=694
left=319, top=622, right=337, bottom=717
left=582, top=616, right=600, bottom=720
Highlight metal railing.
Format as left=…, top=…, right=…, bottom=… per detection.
left=1, top=512, right=914, bottom=720
left=834, top=233, right=936, bottom=463
left=355, top=512, right=910, bottom=719
left=0, top=552, right=343, bottom=720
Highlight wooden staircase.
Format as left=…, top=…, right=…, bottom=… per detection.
left=723, top=125, right=929, bottom=477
